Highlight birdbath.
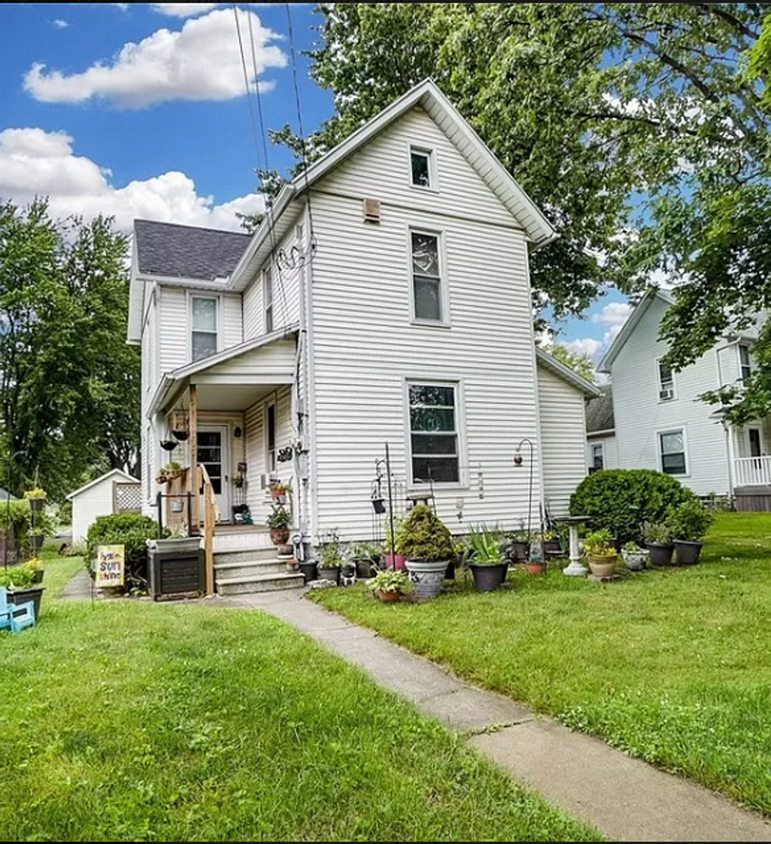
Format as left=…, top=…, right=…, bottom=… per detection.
left=558, top=515, right=588, bottom=577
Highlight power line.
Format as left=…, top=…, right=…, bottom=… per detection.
left=232, top=4, right=263, bottom=173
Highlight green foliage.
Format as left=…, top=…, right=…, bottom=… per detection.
left=25, top=557, right=43, bottom=571
left=385, top=515, right=406, bottom=555
left=23, top=488, right=46, bottom=500
left=318, top=527, right=343, bottom=568
left=666, top=500, right=715, bottom=542
left=85, top=513, right=162, bottom=591
left=399, top=505, right=455, bottom=562
left=56, top=499, right=72, bottom=525
left=464, top=524, right=506, bottom=565
left=367, top=568, right=410, bottom=594
left=570, top=469, right=696, bottom=544
left=0, top=565, right=35, bottom=589
left=266, top=505, right=291, bottom=530
left=546, top=344, right=595, bottom=382
left=349, top=542, right=383, bottom=563
left=582, top=529, right=615, bottom=558
left=641, top=521, right=671, bottom=545
left=0, top=499, right=31, bottom=546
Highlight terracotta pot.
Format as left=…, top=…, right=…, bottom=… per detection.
left=588, top=554, right=617, bottom=578
left=269, top=528, right=290, bottom=546
left=377, top=589, right=400, bottom=602
left=525, top=560, right=547, bottom=575
left=285, top=559, right=300, bottom=572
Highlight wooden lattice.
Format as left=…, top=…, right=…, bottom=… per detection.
left=115, top=482, right=142, bottom=513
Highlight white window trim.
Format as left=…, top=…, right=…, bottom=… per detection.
left=404, top=378, right=467, bottom=488
left=407, top=225, right=452, bottom=328
left=656, top=356, right=677, bottom=403
left=591, top=442, right=604, bottom=470
left=408, top=143, right=439, bottom=193
left=263, top=265, right=274, bottom=335
left=264, top=400, right=277, bottom=477
left=738, top=343, right=752, bottom=383
left=188, top=292, right=221, bottom=362
left=657, top=426, right=689, bottom=477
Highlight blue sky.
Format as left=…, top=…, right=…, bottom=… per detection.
left=0, top=2, right=627, bottom=357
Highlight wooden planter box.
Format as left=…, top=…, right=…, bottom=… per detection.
left=148, top=544, right=204, bottom=600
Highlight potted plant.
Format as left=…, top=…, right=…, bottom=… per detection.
left=465, top=524, right=509, bottom=591
left=159, top=438, right=178, bottom=452
left=350, top=542, right=382, bottom=579
left=401, top=505, right=455, bottom=600
left=27, top=528, right=45, bottom=551
left=232, top=473, right=245, bottom=489
left=583, top=528, right=618, bottom=578
left=383, top=515, right=407, bottom=570
left=156, top=462, right=183, bottom=485
left=508, top=521, right=531, bottom=562
left=666, top=500, right=714, bottom=565
left=642, top=520, right=674, bottom=566
left=0, top=565, right=44, bottom=620
left=621, top=541, right=647, bottom=572
left=26, top=557, right=44, bottom=584
left=367, top=567, right=410, bottom=602
left=525, top=548, right=547, bottom=575
left=541, top=529, right=561, bottom=555
left=23, top=488, right=47, bottom=513
left=317, top=528, right=343, bottom=585
left=269, top=481, right=292, bottom=504
left=298, top=557, right=318, bottom=584
left=267, top=504, right=291, bottom=546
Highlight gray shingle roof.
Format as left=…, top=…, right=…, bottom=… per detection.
left=586, top=389, right=614, bottom=433
left=134, top=219, right=251, bottom=280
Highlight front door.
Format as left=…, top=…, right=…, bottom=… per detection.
left=197, top=426, right=230, bottom=522
left=747, top=427, right=764, bottom=458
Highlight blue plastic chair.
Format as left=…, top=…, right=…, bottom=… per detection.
left=0, top=587, right=36, bottom=633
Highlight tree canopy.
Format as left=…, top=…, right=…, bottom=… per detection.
left=0, top=200, right=139, bottom=498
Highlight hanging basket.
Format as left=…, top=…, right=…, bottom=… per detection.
left=171, top=429, right=189, bottom=442
left=160, top=439, right=178, bottom=452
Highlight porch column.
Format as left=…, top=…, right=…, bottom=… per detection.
left=189, top=384, right=199, bottom=532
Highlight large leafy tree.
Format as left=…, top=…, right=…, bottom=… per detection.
left=0, top=201, right=139, bottom=498
left=271, top=3, right=770, bottom=418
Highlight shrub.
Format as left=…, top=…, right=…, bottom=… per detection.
left=56, top=499, right=72, bottom=525
left=666, top=499, right=714, bottom=542
left=86, top=513, right=164, bottom=592
left=317, top=527, right=343, bottom=569
left=0, top=565, right=35, bottom=589
left=569, top=469, right=696, bottom=545
left=399, top=505, right=455, bottom=562
left=0, top=500, right=32, bottom=555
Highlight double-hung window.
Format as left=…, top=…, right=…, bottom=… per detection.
left=409, top=383, right=459, bottom=483
left=410, top=147, right=433, bottom=189
left=411, top=231, right=443, bottom=322
left=739, top=344, right=752, bottom=383
left=192, top=297, right=217, bottom=362
left=264, top=266, right=274, bottom=334
left=659, top=430, right=686, bottom=475
left=658, top=359, right=675, bottom=401
left=591, top=443, right=604, bottom=471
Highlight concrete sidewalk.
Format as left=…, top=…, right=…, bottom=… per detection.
left=217, top=589, right=771, bottom=843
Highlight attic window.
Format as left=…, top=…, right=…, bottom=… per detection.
left=410, top=148, right=433, bottom=189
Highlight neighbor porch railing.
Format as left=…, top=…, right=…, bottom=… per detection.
left=734, top=455, right=771, bottom=487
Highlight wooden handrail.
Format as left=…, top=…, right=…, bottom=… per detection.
left=197, top=464, right=218, bottom=595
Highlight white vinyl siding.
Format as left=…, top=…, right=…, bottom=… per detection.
left=537, top=364, right=588, bottom=516
left=586, top=434, right=618, bottom=472
left=243, top=278, right=263, bottom=340
left=264, top=266, right=274, bottom=334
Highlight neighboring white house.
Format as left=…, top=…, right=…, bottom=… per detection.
left=128, top=79, right=599, bottom=593
left=585, top=390, right=617, bottom=473
left=67, top=469, right=142, bottom=545
left=597, top=289, right=767, bottom=508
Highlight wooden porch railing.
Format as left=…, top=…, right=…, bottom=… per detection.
left=735, top=455, right=771, bottom=488
left=197, top=464, right=220, bottom=595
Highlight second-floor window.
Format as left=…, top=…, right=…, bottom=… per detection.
left=591, top=443, right=604, bottom=471
left=264, top=266, right=274, bottom=333
left=410, top=147, right=433, bottom=189
left=192, top=296, right=217, bottom=362
left=739, top=344, right=752, bottom=383
left=658, top=359, right=675, bottom=401
left=411, top=231, right=443, bottom=322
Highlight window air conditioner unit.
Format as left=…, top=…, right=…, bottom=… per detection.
left=362, top=198, right=381, bottom=224
left=659, top=387, right=675, bottom=401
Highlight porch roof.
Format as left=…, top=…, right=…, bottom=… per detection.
left=147, top=325, right=298, bottom=418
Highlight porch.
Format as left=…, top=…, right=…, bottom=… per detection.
left=734, top=456, right=771, bottom=511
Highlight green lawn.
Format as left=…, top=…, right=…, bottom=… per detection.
left=311, top=512, right=771, bottom=815
left=0, top=550, right=599, bottom=842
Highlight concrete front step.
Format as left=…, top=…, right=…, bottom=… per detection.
left=216, top=571, right=305, bottom=595
left=214, top=559, right=290, bottom=580
left=213, top=547, right=284, bottom=566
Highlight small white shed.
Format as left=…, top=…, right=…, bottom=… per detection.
left=67, top=469, right=142, bottom=545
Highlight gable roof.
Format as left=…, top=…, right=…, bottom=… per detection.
left=585, top=389, right=614, bottom=434
left=134, top=219, right=251, bottom=281
left=226, top=78, right=556, bottom=292
left=536, top=348, right=600, bottom=397
left=67, top=469, right=140, bottom=501
left=597, top=289, right=674, bottom=373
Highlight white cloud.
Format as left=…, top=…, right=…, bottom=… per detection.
left=113, top=4, right=130, bottom=11
left=0, top=127, right=263, bottom=233
left=591, top=301, right=632, bottom=328
left=25, top=8, right=286, bottom=108
left=151, top=3, right=222, bottom=16
left=565, top=338, right=604, bottom=361
left=53, top=19, right=69, bottom=29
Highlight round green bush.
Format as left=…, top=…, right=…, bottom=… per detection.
left=569, top=469, right=696, bottom=545
left=86, top=513, right=165, bottom=592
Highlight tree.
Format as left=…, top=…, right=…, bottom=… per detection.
left=0, top=201, right=139, bottom=498
left=548, top=344, right=596, bottom=382
left=285, top=3, right=769, bottom=419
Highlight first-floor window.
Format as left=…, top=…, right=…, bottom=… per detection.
left=591, top=443, right=604, bottom=471
left=266, top=403, right=276, bottom=474
left=409, top=383, right=459, bottom=483
left=660, top=430, right=686, bottom=475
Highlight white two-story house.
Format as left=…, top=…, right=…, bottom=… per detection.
left=596, top=289, right=767, bottom=509
left=128, top=79, right=598, bottom=593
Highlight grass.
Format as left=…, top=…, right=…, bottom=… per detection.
left=311, top=512, right=771, bottom=815
left=0, top=549, right=600, bottom=842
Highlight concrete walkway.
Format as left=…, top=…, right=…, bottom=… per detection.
left=213, top=589, right=771, bottom=843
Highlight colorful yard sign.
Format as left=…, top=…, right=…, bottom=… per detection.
left=95, top=545, right=125, bottom=588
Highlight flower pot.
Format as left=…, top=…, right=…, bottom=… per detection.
left=299, top=561, right=317, bottom=583
left=276, top=543, right=294, bottom=557
left=171, top=429, right=189, bottom=441
left=28, top=535, right=44, bottom=550
left=468, top=562, right=508, bottom=592
left=318, top=566, right=340, bottom=585
left=674, top=540, right=703, bottom=565
left=28, top=498, right=45, bottom=513
left=444, top=560, right=456, bottom=580
left=383, top=553, right=406, bottom=571
left=7, top=585, right=44, bottom=620
left=377, top=589, right=400, bottom=602
left=270, top=490, right=288, bottom=505
left=160, top=439, right=178, bottom=452
left=405, top=559, right=448, bottom=600
left=622, top=552, right=647, bottom=572
left=355, top=559, right=374, bottom=579
left=543, top=540, right=561, bottom=555
left=269, top=528, right=290, bottom=546
left=285, top=559, right=300, bottom=572
left=525, top=560, right=547, bottom=575
left=646, top=542, right=674, bottom=566
left=510, top=541, right=529, bottom=562
left=31, top=568, right=44, bottom=584
left=588, top=554, right=617, bottom=578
